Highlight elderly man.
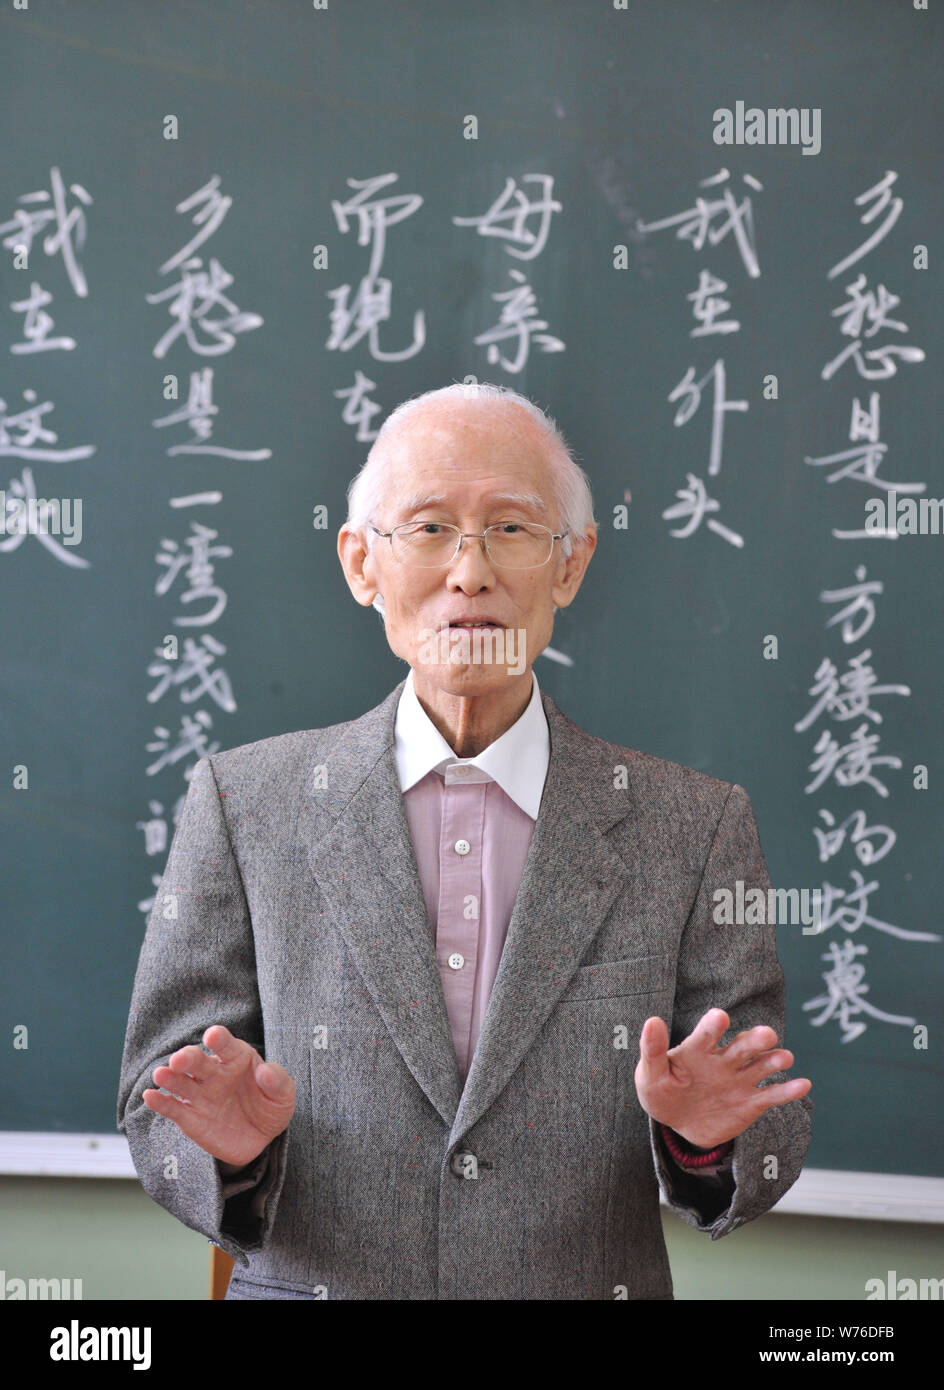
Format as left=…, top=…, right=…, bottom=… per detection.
left=117, top=382, right=812, bottom=1300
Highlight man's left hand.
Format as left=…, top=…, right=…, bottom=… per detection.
left=634, top=1008, right=812, bottom=1149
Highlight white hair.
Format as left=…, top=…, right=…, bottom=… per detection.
left=343, top=382, right=597, bottom=617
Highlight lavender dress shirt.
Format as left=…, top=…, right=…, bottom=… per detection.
left=395, top=666, right=548, bottom=1080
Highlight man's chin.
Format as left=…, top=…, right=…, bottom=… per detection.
left=410, top=662, right=524, bottom=694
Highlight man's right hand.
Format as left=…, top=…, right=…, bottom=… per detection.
left=143, top=1024, right=297, bottom=1170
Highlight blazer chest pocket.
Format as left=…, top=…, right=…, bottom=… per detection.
left=557, top=952, right=673, bottom=1003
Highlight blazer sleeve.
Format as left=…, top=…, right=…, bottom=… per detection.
left=116, top=755, right=292, bottom=1270
left=648, top=781, right=814, bottom=1239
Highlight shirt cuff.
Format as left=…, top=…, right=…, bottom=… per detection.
left=659, top=1123, right=734, bottom=1175
left=218, top=1148, right=271, bottom=1199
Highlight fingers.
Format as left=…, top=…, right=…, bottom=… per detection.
left=737, top=1048, right=793, bottom=1076
left=157, top=1029, right=250, bottom=1084
left=151, top=1065, right=202, bottom=1103
left=635, top=1019, right=670, bottom=1092
left=165, top=1042, right=217, bottom=1080
left=203, top=1024, right=241, bottom=1060
left=148, top=1034, right=233, bottom=1104
left=255, top=1059, right=291, bottom=1088
left=142, top=1086, right=191, bottom=1118
left=638, top=1016, right=669, bottom=1056
left=255, top=1061, right=296, bottom=1104
left=685, top=1008, right=731, bottom=1052
left=751, top=1076, right=813, bottom=1110
left=720, top=1024, right=779, bottom=1065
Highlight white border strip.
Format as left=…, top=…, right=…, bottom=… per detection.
left=1, top=1133, right=138, bottom=1179
left=669, top=1169, right=944, bottom=1224
left=1, top=1133, right=942, bottom=1222
left=767, top=1167, right=944, bottom=1224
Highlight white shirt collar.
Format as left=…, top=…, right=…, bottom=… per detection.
left=394, top=667, right=549, bottom=820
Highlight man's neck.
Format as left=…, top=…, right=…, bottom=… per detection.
left=411, top=671, right=533, bottom=758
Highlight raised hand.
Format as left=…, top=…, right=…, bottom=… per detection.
left=634, top=1008, right=812, bottom=1149
left=142, top=1024, right=297, bottom=1169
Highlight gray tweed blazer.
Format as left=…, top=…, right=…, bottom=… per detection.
left=117, top=676, right=812, bottom=1300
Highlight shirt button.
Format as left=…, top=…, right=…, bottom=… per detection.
left=447, top=953, right=465, bottom=970
left=454, top=839, right=470, bottom=855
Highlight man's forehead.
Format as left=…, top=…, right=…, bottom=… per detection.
left=374, top=402, right=557, bottom=514
left=391, top=487, right=548, bottom=516
left=382, top=400, right=546, bottom=457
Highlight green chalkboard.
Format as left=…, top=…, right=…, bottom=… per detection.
left=1, top=0, right=941, bottom=1182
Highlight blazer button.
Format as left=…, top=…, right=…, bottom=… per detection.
left=450, top=1150, right=479, bottom=1180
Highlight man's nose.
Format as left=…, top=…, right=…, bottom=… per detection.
left=446, top=533, right=496, bottom=582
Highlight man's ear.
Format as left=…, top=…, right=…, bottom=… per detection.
left=338, top=524, right=379, bottom=608
left=551, top=530, right=597, bottom=610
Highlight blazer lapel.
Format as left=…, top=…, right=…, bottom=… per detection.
left=448, top=693, right=632, bottom=1148
left=305, top=679, right=463, bottom=1127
